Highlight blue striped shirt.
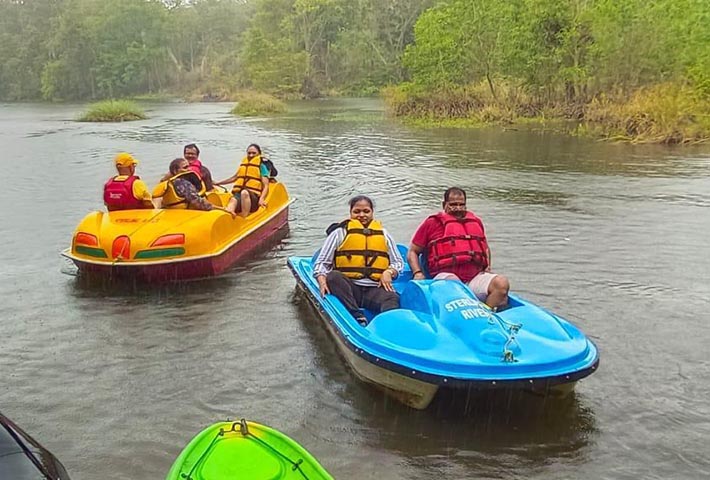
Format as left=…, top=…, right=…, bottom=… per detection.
left=313, top=226, right=404, bottom=287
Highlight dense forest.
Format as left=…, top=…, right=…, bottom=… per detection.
left=1, top=0, right=708, bottom=142
left=0, top=0, right=434, bottom=100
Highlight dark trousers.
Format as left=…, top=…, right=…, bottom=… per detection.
left=327, top=270, right=399, bottom=315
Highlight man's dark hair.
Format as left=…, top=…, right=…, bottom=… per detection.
left=184, top=143, right=200, bottom=155
left=444, top=187, right=467, bottom=203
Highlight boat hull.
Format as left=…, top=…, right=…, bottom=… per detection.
left=0, top=412, right=71, bottom=480
left=288, top=249, right=599, bottom=410
left=67, top=208, right=288, bottom=282
left=62, top=183, right=291, bottom=283
left=297, top=282, right=438, bottom=409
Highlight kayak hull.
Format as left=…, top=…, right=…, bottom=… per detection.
left=166, top=420, right=333, bottom=480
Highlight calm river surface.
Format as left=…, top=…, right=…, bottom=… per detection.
left=1, top=99, right=709, bottom=479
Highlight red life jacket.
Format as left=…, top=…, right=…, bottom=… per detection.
left=188, top=159, right=203, bottom=177
left=103, top=175, right=146, bottom=211
left=426, top=211, right=489, bottom=280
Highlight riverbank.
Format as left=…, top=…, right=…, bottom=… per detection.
left=383, top=82, right=710, bottom=145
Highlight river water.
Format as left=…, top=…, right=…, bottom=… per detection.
left=1, top=99, right=709, bottom=479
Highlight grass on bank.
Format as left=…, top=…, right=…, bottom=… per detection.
left=578, top=84, right=710, bottom=144
left=383, top=81, right=710, bottom=144
left=230, top=91, right=286, bottom=116
left=78, top=100, right=146, bottom=122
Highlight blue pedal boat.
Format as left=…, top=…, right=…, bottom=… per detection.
left=287, top=245, right=599, bottom=409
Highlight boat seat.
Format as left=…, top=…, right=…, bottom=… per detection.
left=399, top=280, right=435, bottom=315
left=368, top=309, right=438, bottom=350
left=206, top=190, right=229, bottom=208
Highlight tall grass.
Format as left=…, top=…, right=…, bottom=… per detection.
left=580, top=84, right=710, bottom=144
left=78, top=100, right=146, bottom=122
left=382, top=81, right=563, bottom=125
left=384, top=81, right=710, bottom=144
left=230, top=91, right=286, bottom=116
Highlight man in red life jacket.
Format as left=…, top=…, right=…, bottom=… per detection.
left=159, top=144, right=214, bottom=187
left=182, top=143, right=204, bottom=177
left=103, top=152, right=154, bottom=211
left=407, top=187, right=510, bottom=310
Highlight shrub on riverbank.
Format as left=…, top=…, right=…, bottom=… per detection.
left=230, top=91, right=286, bottom=116
left=382, top=81, right=567, bottom=126
left=384, top=82, right=710, bottom=144
left=579, top=84, right=710, bottom=144
left=78, top=100, right=146, bottom=122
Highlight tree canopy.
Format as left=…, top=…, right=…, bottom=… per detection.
left=0, top=0, right=707, bottom=103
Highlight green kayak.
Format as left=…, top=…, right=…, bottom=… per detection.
left=166, top=419, right=334, bottom=480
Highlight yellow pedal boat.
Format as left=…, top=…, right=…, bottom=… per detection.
left=62, top=182, right=292, bottom=282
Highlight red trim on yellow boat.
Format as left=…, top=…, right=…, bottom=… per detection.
left=75, top=232, right=98, bottom=246
left=112, top=235, right=130, bottom=260
left=151, top=234, right=185, bottom=247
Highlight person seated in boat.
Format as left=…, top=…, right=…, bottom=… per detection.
left=159, top=143, right=211, bottom=182
left=313, top=195, right=404, bottom=326
left=103, top=152, right=155, bottom=211
left=199, top=165, right=214, bottom=191
left=153, top=158, right=232, bottom=214
left=215, top=143, right=270, bottom=217
left=407, top=187, right=510, bottom=310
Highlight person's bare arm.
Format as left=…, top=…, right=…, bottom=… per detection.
left=215, top=173, right=237, bottom=186
left=408, top=243, right=426, bottom=280
left=258, top=177, right=269, bottom=207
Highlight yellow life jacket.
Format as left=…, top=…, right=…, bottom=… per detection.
left=232, top=155, right=264, bottom=195
left=153, top=171, right=206, bottom=209
left=334, top=219, right=390, bottom=281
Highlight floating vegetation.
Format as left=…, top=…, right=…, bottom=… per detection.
left=230, top=91, right=286, bottom=116
left=78, top=100, right=146, bottom=122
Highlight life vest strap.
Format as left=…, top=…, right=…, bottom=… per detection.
left=237, top=174, right=263, bottom=183
left=334, top=250, right=389, bottom=258
left=431, top=251, right=486, bottom=266
left=346, top=228, right=384, bottom=236
left=429, top=234, right=485, bottom=247
left=337, top=266, right=387, bottom=276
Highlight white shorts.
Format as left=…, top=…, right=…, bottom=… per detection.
left=433, top=272, right=498, bottom=301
